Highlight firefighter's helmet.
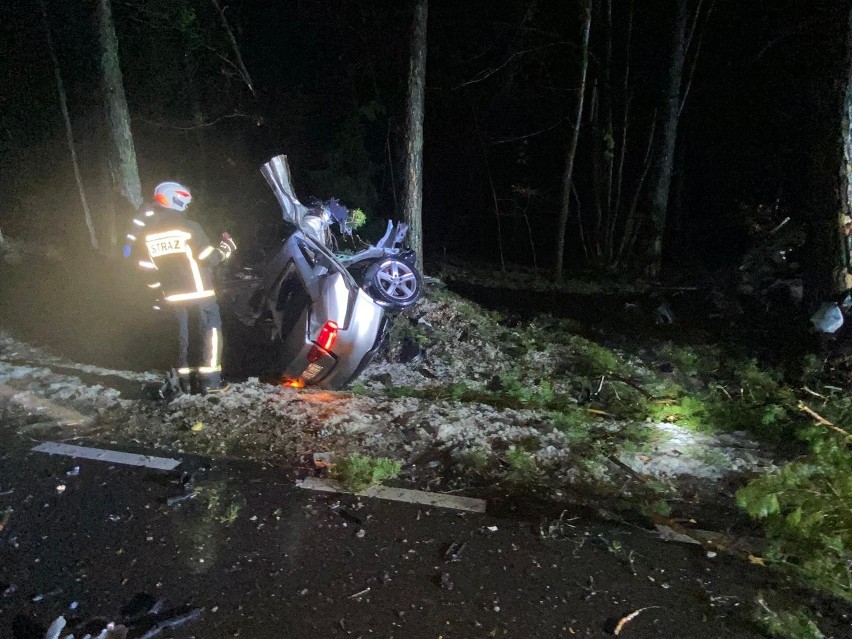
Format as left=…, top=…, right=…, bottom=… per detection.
left=153, top=182, right=192, bottom=211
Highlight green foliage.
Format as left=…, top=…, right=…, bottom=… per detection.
left=646, top=395, right=709, bottom=430
left=503, top=445, right=542, bottom=488
left=753, top=597, right=824, bottom=639
left=497, top=373, right=555, bottom=406
left=456, top=448, right=491, bottom=474
left=639, top=355, right=796, bottom=440
left=197, top=481, right=245, bottom=526
left=814, top=393, right=852, bottom=429
left=646, top=499, right=672, bottom=517
left=349, top=381, right=369, bottom=395
left=728, top=358, right=784, bottom=404
left=332, top=453, right=401, bottom=493
left=799, top=353, right=825, bottom=383
left=658, top=342, right=718, bottom=375
left=737, top=431, right=852, bottom=600
left=550, top=409, right=593, bottom=443
left=348, top=207, right=367, bottom=229
left=566, top=334, right=630, bottom=376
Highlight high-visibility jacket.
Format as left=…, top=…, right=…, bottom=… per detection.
left=126, top=205, right=229, bottom=304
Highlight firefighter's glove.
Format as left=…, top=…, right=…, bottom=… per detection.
left=218, top=237, right=236, bottom=259
left=122, top=244, right=132, bottom=258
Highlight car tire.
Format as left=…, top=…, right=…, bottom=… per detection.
left=365, top=258, right=423, bottom=308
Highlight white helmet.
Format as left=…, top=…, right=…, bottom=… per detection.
left=154, top=181, right=192, bottom=211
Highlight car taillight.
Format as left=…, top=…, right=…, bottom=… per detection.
left=315, top=320, right=339, bottom=352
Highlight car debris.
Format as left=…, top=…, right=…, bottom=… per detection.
left=443, top=540, right=467, bottom=562
left=136, top=606, right=203, bottom=639
left=166, top=490, right=197, bottom=507
left=32, top=587, right=62, bottom=602
left=439, top=572, right=454, bottom=591
left=40, top=601, right=203, bottom=639
left=810, top=302, right=843, bottom=334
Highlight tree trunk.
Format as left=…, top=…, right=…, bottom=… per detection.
left=646, top=0, right=688, bottom=277
left=555, top=1, right=592, bottom=284
left=401, top=0, right=428, bottom=273
left=836, top=3, right=852, bottom=293
left=97, top=0, right=142, bottom=211
left=40, top=0, right=98, bottom=250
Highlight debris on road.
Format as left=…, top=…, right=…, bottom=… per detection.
left=349, top=587, right=371, bottom=599
left=439, top=572, right=454, bottom=591
left=32, top=587, right=62, bottom=602
left=42, top=615, right=66, bottom=639
left=443, top=540, right=467, bottom=562
left=312, top=451, right=335, bottom=469
left=607, top=606, right=660, bottom=636
left=166, top=491, right=197, bottom=507
left=136, top=606, right=203, bottom=639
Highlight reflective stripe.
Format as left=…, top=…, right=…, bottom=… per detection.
left=164, top=290, right=216, bottom=302
left=209, top=328, right=219, bottom=369
left=144, top=209, right=155, bottom=217
left=144, top=229, right=214, bottom=302
left=146, top=282, right=161, bottom=288
left=133, top=219, right=145, bottom=227
left=138, top=260, right=157, bottom=270
left=177, top=367, right=192, bottom=375
left=126, top=233, right=136, bottom=241
left=186, top=246, right=205, bottom=293
left=198, top=246, right=215, bottom=260
left=198, top=366, right=221, bottom=374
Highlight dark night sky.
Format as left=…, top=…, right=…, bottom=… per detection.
left=0, top=0, right=847, bottom=272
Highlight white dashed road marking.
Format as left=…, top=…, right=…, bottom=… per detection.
left=32, top=442, right=181, bottom=471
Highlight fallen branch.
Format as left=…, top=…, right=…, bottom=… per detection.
left=607, top=373, right=654, bottom=399
left=798, top=402, right=852, bottom=439
left=801, top=386, right=826, bottom=400
left=586, top=408, right=613, bottom=417
left=606, top=455, right=650, bottom=485
left=611, top=606, right=660, bottom=635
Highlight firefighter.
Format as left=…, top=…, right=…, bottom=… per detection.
left=126, top=182, right=235, bottom=394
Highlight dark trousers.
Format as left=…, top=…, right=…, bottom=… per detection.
left=174, top=300, right=223, bottom=386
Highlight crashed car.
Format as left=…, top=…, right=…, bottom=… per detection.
left=230, top=155, right=423, bottom=389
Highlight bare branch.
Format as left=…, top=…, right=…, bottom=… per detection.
left=210, top=0, right=257, bottom=98
left=455, top=42, right=567, bottom=89
left=489, top=120, right=563, bottom=145
left=135, top=112, right=255, bottom=130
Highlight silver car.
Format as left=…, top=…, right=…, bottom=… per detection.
left=239, top=155, right=422, bottom=389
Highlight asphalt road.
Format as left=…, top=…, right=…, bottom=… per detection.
left=0, top=428, right=793, bottom=639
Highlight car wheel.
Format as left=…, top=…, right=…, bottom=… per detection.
left=365, top=258, right=423, bottom=308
